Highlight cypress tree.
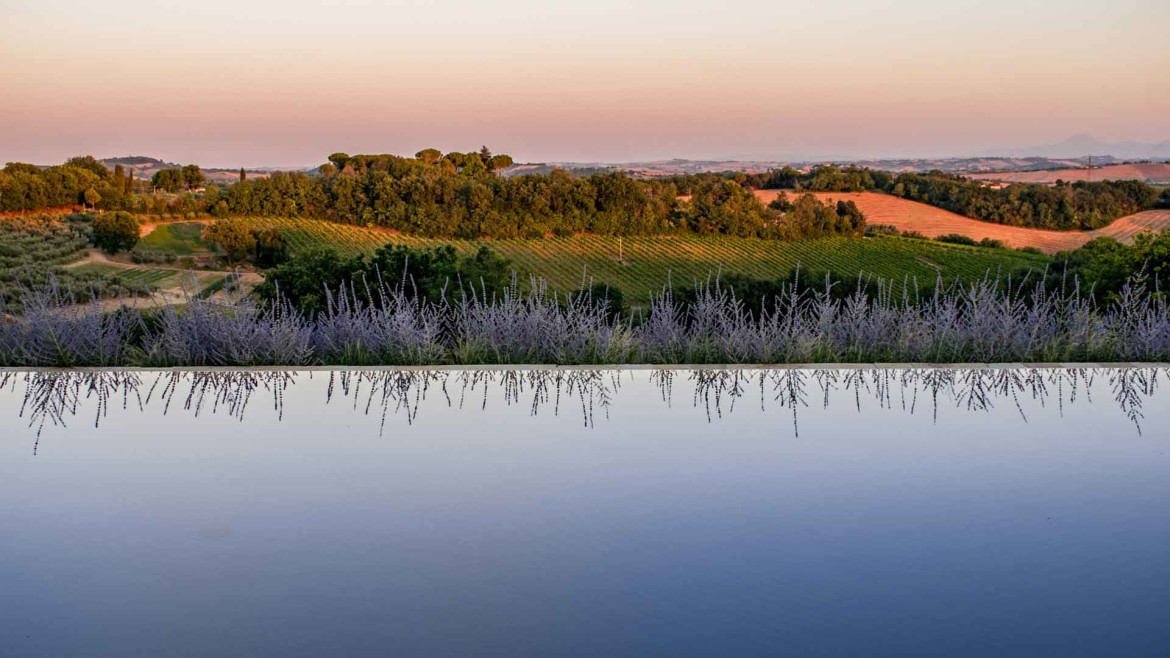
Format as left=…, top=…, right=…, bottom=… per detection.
left=240, top=167, right=246, bottom=182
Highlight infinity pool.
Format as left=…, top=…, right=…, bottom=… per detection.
left=2, top=367, right=1168, bottom=656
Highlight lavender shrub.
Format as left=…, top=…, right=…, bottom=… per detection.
left=0, top=278, right=140, bottom=367
left=2, top=272, right=1169, bottom=366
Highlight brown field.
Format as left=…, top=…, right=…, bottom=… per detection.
left=967, top=163, right=1170, bottom=185
left=754, top=190, right=1170, bottom=254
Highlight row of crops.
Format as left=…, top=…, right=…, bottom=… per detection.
left=0, top=217, right=96, bottom=305
left=69, top=263, right=182, bottom=288
left=243, top=217, right=1052, bottom=296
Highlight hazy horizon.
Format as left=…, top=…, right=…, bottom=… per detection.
left=3, top=0, right=1168, bottom=168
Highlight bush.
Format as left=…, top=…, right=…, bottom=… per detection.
left=93, top=212, right=140, bottom=254
left=979, top=238, right=1006, bottom=249
left=936, top=233, right=977, bottom=246
left=257, top=245, right=514, bottom=314
left=131, top=249, right=178, bottom=264
left=865, top=224, right=900, bottom=237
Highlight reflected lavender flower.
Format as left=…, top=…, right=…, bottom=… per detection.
left=6, top=366, right=1166, bottom=454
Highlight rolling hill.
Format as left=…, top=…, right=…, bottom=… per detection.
left=755, top=191, right=1170, bottom=254
left=967, top=163, right=1170, bottom=185
left=233, top=216, right=1049, bottom=298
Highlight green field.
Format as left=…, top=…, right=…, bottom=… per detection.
left=135, top=222, right=210, bottom=255
left=242, top=217, right=1051, bottom=297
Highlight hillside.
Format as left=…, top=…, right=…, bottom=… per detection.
left=234, top=217, right=1048, bottom=297
left=755, top=191, right=1170, bottom=254
left=967, top=163, right=1170, bottom=185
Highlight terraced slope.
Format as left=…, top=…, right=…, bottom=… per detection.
left=755, top=191, right=1170, bottom=254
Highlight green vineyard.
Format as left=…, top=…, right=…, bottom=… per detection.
left=69, top=263, right=182, bottom=287
left=243, top=217, right=1052, bottom=297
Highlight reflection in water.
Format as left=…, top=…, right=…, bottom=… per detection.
left=2, top=366, right=1165, bottom=453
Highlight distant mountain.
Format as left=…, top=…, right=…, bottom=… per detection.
left=981, top=134, right=1170, bottom=160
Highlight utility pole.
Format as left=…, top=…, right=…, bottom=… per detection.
left=1087, top=155, right=1092, bottom=182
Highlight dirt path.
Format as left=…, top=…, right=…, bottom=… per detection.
left=754, top=191, right=1170, bottom=254
left=60, top=250, right=263, bottom=311
left=72, top=249, right=115, bottom=264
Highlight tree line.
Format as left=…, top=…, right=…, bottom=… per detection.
left=5, top=150, right=868, bottom=242
left=0, top=156, right=135, bottom=212
left=0, top=157, right=214, bottom=213
left=207, top=149, right=864, bottom=240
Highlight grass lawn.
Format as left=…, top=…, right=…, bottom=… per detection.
left=136, top=222, right=210, bottom=255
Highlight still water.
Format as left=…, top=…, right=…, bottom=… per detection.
left=2, top=367, right=1168, bottom=657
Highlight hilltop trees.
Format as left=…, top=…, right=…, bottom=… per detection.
left=151, top=165, right=205, bottom=192
left=114, top=164, right=135, bottom=194
left=460, top=153, right=488, bottom=176
left=64, top=156, right=108, bottom=177
left=210, top=149, right=862, bottom=242
left=183, top=165, right=205, bottom=189
left=1, top=150, right=870, bottom=245
left=0, top=158, right=132, bottom=212
left=488, top=154, right=514, bottom=172
left=150, top=169, right=181, bottom=192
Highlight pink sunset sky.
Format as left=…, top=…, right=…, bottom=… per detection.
left=1, top=0, right=1167, bottom=167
